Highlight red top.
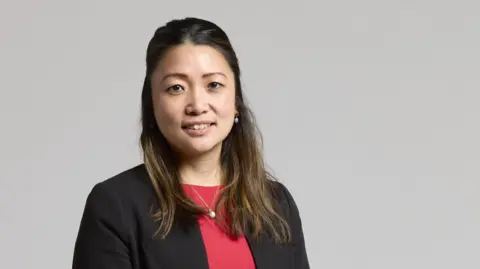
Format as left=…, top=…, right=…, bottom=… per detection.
left=182, top=184, right=255, bottom=269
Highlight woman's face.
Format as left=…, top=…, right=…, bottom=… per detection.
left=150, top=44, right=237, bottom=158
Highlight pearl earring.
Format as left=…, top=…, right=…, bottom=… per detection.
left=234, top=115, right=239, bottom=123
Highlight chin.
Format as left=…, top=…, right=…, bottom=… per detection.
left=180, top=141, right=222, bottom=157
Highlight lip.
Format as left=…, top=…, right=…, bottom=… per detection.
left=181, top=121, right=216, bottom=128
left=182, top=122, right=215, bottom=137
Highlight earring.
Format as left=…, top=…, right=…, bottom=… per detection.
left=234, top=115, right=239, bottom=123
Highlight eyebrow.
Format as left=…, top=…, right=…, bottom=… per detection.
left=161, top=72, right=227, bottom=82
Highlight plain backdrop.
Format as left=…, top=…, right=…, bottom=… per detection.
left=1, top=0, right=479, bottom=268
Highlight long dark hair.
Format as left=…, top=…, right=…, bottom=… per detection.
left=140, top=17, right=290, bottom=243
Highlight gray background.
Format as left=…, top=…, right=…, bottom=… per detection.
left=1, top=0, right=479, bottom=268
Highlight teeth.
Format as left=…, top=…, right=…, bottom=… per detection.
left=187, top=124, right=211, bottom=130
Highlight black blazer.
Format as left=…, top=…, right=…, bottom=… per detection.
left=72, top=164, right=310, bottom=269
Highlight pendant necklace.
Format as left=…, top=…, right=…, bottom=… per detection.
left=189, top=185, right=220, bottom=219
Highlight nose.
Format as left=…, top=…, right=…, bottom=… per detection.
left=185, top=87, right=208, bottom=115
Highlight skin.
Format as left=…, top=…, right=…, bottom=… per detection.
left=150, top=43, right=237, bottom=186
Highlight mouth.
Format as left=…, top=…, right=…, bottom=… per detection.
left=182, top=123, right=216, bottom=130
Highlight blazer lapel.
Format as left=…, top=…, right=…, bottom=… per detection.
left=143, top=220, right=210, bottom=269
left=244, top=227, right=293, bottom=269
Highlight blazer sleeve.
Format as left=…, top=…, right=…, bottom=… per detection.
left=278, top=183, right=310, bottom=269
left=72, top=182, right=132, bottom=269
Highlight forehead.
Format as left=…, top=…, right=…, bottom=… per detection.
left=156, top=44, right=232, bottom=75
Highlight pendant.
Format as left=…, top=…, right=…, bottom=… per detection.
left=208, top=210, right=216, bottom=219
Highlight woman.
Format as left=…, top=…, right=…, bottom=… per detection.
left=72, top=17, right=309, bottom=269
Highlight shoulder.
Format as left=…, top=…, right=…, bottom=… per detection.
left=73, top=165, right=156, bottom=267
left=78, top=164, right=158, bottom=240
left=84, top=164, right=155, bottom=218
left=269, top=180, right=308, bottom=253
left=90, top=163, right=153, bottom=197
left=97, top=163, right=151, bottom=190
left=268, top=180, right=301, bottom=220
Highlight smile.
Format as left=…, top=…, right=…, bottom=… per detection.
left=184, top=123, right=213, bottom=130
left=182, top=122, right=216, bottom=137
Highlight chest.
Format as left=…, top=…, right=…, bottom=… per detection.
left=138, top=221, right=295, bottom=269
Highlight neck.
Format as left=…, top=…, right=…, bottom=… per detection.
left=178, top=149, right=223, bottom=186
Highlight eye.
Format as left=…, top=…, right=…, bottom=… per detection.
left=208, top=81, right=223, bottom=89
left=166, top=84, right=184, bottom=93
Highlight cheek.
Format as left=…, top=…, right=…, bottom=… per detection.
left=215, top=104, right=235, bottom=122
left=215, top=92, right=237, bottom=118
left=153, top=100, right=181, bottom=127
